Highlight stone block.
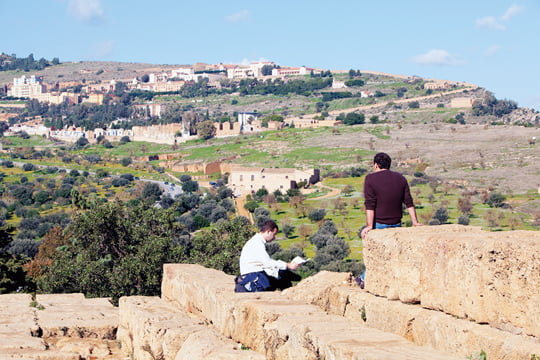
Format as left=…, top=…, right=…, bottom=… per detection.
left=162, top=264, right=461, bottom=359
left=364, top=225, right=540, bottom=338
left=283, top=269, right=540, bottom=360
left=35, top=294, right=117, bottom=339
left=118, top=295, right=264, bottom=360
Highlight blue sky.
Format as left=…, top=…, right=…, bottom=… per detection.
left=2, top=0, right=539, bottom=110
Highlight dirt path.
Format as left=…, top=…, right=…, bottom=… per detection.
left=307, top=184, right=341, bottom=199
left=234, top=195, right=254, bottom=223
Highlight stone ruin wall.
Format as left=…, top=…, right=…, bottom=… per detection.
left=2, top=225, right=539, bottom=359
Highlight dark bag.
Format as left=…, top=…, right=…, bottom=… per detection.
left=234, top=272, right=271, bottom=292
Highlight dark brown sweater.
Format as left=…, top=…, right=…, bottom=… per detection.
left=363, top=170, right=414, bottom=225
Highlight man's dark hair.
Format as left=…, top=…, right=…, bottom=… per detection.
left=260, top=219, right=278, bottom=233
left=374, top=152, right=392, bottom=170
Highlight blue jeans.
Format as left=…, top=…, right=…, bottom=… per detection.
left=375, top=222, right=401, bottom=230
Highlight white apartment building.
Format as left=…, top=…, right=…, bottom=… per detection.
left=271, top=66, right=310, bottom=77
left=9, top=75, right=46, bottom=98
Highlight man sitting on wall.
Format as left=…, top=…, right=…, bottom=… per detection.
left=235, top=219, right=300, bottom=292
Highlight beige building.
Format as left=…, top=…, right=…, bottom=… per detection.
left=228, top=166, right=319, bottom=196
left=9, top=75, right=46, bottom=98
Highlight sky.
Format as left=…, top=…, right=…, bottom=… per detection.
left=2, top=0, right=540, bottom=110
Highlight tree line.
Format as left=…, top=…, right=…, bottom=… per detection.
left=0, top=53, right=60, bottom=72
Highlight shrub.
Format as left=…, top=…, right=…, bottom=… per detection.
left=111, top=178, right=130, bottom=187
left=121, top=157, right=132, bottom=167
left=22, top=163, right=35, bottom=171
left=485, top=192, right=506, bottom=208
left=432, top=207, right=449, bottom=224
left=308, top=208, right=326, bottom=222
left=458, top=215, right=470, bottom=225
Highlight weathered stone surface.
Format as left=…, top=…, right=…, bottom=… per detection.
left=364, top=225, right=540, bottom=338
left=0, top=293, right=124, bottom=359
left=174, top=330, right=264, bottom=360
left=284, top=270, right=540, bottom=360
left=162, top=264, right=462, bottom=359
left=118, top=295, right=264, bottom=360
left=35, top=293, right=117, bottom=339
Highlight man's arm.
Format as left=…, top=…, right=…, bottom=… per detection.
left=407, top=206, right=422, bottom=226
left=361, top=209, right=375, bottom=239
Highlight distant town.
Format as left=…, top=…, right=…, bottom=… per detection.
left=0, top=59, right=468, bottom=146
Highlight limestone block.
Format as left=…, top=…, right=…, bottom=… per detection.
left=282, top=269, right=540, bottom=360
left=162, top=264, right=462, bottom=360
left=35, top=294, right=117, bottom=339
left=363, top=225, right=540, bottom=337
left=174, top=330, right=264, bottom=360
left=363, top=225, right=480, bottom=302
left=118, top=295, right=208, bottom=360
left=118, top=295, right=264, bottom=360
left=282, top=270, right=352, bottom=314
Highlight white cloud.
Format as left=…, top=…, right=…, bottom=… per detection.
left=67, top=0, right=104, bottom=23
left=226, top=9, right=251, bottom=24
left=475, top=4, right=523, bottom=30
left=486, top=45, right=501, bottom=56
left=501, top=4, right=523, bottom=21
left=410, top=49, right=464, bottom=66
left=476, top=16, right=505, bottom=30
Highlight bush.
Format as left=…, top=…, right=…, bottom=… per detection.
left=121, top=157, right=132, bottom=167
left=309, top=232, right=335, bottom=249
left=22, top=163, right=35, bottom=171
left=432, top=207, right=449, bottom=224
left=111, top=178, right=130, bottom=187
left=485, top=192, right=506, bottom=208
left=458, top=215, right=470, bottom=225
left=120, top=173, right=134, bottom=182
left=308, top=208, right=326, bottom=222
left=408, top=101, right=420, bottom=109
left=319, top=220, right=338, bottom=235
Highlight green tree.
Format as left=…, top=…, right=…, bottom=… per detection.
left=261, top=65, right=274, bottom=76
left=343, top=112, right=365, bottom=125
left=188, top=217, right=254, bottom=275
left=408, top=101, right=420, bottom=109
left=244, top=200, right=259, bottom=213
left=196, top=120, right=216, bottom=140
left=0, top=225, right=32, bottom=293
left=181, top=180, right=199, bottom=193
left=142, top=182, right=162, bottom=203
left=485, top=192, right=506, bottom=208
left=37, top=202, right=185, bottom=304
left=432, top=207, right=449, bottom=224
left=308, top=208, right=326, bottom=222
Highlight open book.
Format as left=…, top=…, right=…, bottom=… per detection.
left=292, top=256, right=310, bottom=265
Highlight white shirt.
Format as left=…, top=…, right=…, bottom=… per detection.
left=239, top=233, right=287, bottom=278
